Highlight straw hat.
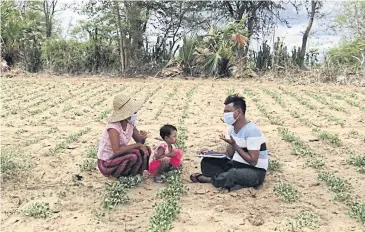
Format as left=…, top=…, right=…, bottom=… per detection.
left=107, top=94, right=144, bottom=123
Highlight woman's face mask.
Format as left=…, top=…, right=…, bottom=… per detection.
left=223, top=110, right=238, bottom=125
left=130, top=113, right=138, bottom=123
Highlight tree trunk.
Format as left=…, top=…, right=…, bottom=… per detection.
left=113, top=1, right=126, bottom=72
left=299, top=0, right=318, bottom=68
left=43, top=0, right=57, bottom=38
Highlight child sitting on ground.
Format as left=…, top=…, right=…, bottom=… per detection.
left=148, top=124, right=183, bottom=183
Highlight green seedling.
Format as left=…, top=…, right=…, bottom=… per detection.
left=276, top=211, right=320, bottom=232
left=256, top=103, right=283, bottom=125
left=118, top=175, right=144, bottom=189
left=154, top=87, right=178, bottom=120
left=293, top=211, right=320, bottom=230
left=1, top=148, right=31, bottom=182
left=48, top=128, right=91, bottom=155
left=348, top=201, right=365, bottom=226
left=86, top=146, right=98, bottom=159
left=278, top=127, right=297, bottom=142
left=226, top=88, right=235, bottom=96
left=15, top=129, right=28, bottom=134
left=348, top=155, right=365, bottom=174
left=261, top=88, right=286, bottom=108
left=268, top=160, right=283, bottom=172
left=279, top=87, right=317, bottom=110
left=306, top=158, right=325, bottom=169
left=274, top=182, right=299, bottom=203
left=48, top=127, right=59, bottom=134
left=318, top=172, right=350, bottom=195
left=243, top=88, right=255, bottom=97
left=74, top=111, right=83, bottom=116
left=24, top=202, right=51, bottom=219
left=78, top=159, right=96, bottom=171
left=317, top=130, right=343, bottom=147
left=98, top=109, right=112, bottom=121
left=102, top=175, right=144, bottom=210
left=102, top=182, right=130, bottom=210
left=148, top=169, right=186, bottom=232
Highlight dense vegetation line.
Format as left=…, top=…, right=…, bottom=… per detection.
left=278, top=127, right=365, bottom=227
left=303, top=91, right=349, bottom=114
left=47, top=128, right=92, bottom=156
left=243, top=88, right=306, bottom=205
left=278, top=87, right=345, bottom=127
left=323, top=92, right=365, bottom=112
left=147, top=85, right=197, bottom=232
left=244, top=88, right=364, bottom=227
left=154, top=85, right=178, bottom=120
left=261, top=87, right=364, bottom=175
left=27, top=86, right=98, bottom=116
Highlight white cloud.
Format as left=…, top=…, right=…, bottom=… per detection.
left=249, top=0, right=344, bottom=62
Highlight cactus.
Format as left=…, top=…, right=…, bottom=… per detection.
left=255, top=41, right=272, bottom=70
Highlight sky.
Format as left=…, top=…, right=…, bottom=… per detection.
left=55, top=0, right=346, bottom=61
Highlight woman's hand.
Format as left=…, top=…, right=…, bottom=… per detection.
left=139, top=130, right=148, bottom=140
left=139, top=144, right=149, bottom=155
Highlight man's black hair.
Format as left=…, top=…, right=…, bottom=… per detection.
left=160, top=124, right=177, bottom=139
left=224, top=94, right=246, bottom=114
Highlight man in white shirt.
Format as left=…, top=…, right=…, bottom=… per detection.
left=190, top=94, right=268, bottom=191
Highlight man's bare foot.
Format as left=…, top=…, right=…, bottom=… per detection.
left=190, top=173, right=212, bottom=183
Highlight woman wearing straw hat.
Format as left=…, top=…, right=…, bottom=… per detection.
left=97, top=94, right=151, bottom=177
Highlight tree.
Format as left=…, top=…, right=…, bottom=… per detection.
left=43, top=0, right=58, bottom=38
left=150, top=1, right=214, bottom=61
left=334, top=1, right=365, bottom=38
left=25, top=0, right=62, bottom=38
left=219, top=0, right=287, bottom=55
left=328, top=1, right=365, bottom=68
left=298, top=0, right=322, bottom=68
left=0, top=0, right=45, bottom=71
left=0, top=1, right=24, bottom=65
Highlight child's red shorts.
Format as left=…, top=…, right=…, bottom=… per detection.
left=148, top=149, right=183, bottom=176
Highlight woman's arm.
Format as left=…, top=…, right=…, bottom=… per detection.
left=108, top=129, right=142, bottom=155
left=132, top=127, right=147, bottom=144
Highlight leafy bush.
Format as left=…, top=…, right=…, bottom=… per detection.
left=24, top=202, right=51, bottom=219
left=327, top=38, right=365, bottom=68
left=1, top=148, right=30, bottom=182
left=274, top=182, right=300, bottom=203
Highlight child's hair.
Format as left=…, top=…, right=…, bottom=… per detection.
left=160, top=124, right=177, bottom=140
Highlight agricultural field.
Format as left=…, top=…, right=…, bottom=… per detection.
left=1, top=76, right=365, bottom=232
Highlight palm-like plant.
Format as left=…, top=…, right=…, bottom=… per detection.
left=179, top=18, right=248, bottom=77
left=179, top=35, right=197, bottom=75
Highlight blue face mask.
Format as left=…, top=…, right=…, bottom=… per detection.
left=223, top=110, right=238, bottom=125
left=130, top=113, right=137, bottom=123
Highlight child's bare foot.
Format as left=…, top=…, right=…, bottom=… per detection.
left=142, top=170, right=150, bottom=179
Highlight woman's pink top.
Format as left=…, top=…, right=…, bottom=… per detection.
left=97, top=122, right=134, bottom=161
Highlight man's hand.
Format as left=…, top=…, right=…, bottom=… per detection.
left=198, top=148, right=214, bottom=155
left=219, top=134, right=237, bottom=146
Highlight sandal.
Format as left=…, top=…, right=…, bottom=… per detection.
left=154, top=175, right=166, bottom=183
left=190, top=173, right=206, bottom=183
